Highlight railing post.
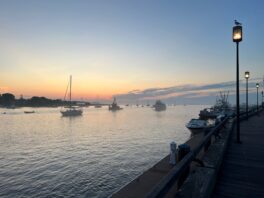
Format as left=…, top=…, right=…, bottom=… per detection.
left=177, top=144, right=191, bottom=188
left=204, top=128, right=211, bottom=152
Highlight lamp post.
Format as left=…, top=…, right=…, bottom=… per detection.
left=245, top=71, right=250, bottom=119
left=261, top=91, right=263, bottom=108
left=256, top=83, right=259, bottom=112
left=233, top=21, right=242, bottom=143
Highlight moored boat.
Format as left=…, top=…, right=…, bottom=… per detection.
left=185, top=119, right=209, bottom=134
left=199, top=108, right=218, bottom=119
left=61, top=107, right=82, bottom=116
left=24, top=111, right=35, bottom=114
left=109, top=97, right=122, bottom=111
left=153, top=100, right=166, bottom=111
left=94, top=103, right=102, bottom=108
left=199, top=91, right=233, bottom=120
left=61, top=75, right=83, bottom=117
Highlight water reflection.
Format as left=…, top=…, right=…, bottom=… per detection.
left=0, top=105, right=208, bottom=197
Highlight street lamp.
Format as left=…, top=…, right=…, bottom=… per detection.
left=256, top=83, right=259, bottom=112
left=245, top=71, right=250, bottom=119
left=233, top=21, right=242, bottom=143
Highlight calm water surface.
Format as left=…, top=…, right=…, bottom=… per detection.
left=0, top=105, right=208, bottom=198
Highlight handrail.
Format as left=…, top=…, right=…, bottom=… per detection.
left=146, top=117, right=229, bottom=198
left=146, top=107, right=263, bottom=198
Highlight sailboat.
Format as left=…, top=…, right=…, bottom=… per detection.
left=61, top=75, right=83, bottom=116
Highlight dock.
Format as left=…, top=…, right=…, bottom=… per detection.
left=213, top=110, right=264, bottom=197
left=112, top=108, right=264, bottom=197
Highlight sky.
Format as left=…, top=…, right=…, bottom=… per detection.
left=0, top=0, right=264, bottom=103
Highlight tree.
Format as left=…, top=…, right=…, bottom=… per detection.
left=1, top=93, right=15, bottom=106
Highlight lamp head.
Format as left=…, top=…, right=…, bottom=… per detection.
left=233, top=25, right=242, bottom=42
left=245, top=71, right=250, bottom=79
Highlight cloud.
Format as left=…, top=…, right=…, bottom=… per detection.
left=114, top=78, right=263, bottom=105
left=0, top=86, right=11, bottom=93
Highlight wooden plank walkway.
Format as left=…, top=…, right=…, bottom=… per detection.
left=213, top=111, right=264, bottom=197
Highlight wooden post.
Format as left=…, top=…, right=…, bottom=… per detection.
left=177, top=144, right=191, bottom=188
left=204, top=128, right=211, bottom=152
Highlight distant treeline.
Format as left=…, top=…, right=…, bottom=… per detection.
left=0, top=93, right=90, bottom=107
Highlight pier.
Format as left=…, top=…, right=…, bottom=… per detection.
left=213, top=110, right=264, bottom=197
left=112, top=107, right=264, bottom=197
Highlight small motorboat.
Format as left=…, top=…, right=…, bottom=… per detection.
left=186, top=119, right=209, bottom=134
left=24, top=111, right=35, bottom=114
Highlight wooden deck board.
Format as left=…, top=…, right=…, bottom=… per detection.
left=212, top=111, right=264, bottom=197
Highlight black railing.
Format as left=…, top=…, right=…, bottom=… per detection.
left=146, top=117, right=228, bottom=198
left=146, top=107, right=263, bottom=198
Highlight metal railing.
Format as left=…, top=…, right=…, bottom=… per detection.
left=146, top=107, right=263, bottom=198
left=146, top=117, right=228, bottom=198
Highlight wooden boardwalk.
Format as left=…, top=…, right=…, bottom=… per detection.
left=213, top=111, right=264, bottom=197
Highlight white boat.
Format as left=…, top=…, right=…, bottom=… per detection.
left=185, top=119, right=216, bottom=133
left=109, top=97, right=122, bottom=111
left=153, top=100, right=166, bottom=111
left=186, top=119, right=208, bottom=134
left=61, top=75, right=83, bottom=117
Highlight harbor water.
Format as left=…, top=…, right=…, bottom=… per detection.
left=0, top=105, right=208, bottom=198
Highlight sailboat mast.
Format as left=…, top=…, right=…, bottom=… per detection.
left=70, top=75, right=72, bottom=106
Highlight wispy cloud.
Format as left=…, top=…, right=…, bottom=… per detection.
left=114, top=78, right=263, bottom=105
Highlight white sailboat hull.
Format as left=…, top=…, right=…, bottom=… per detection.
left=61, top=109, right=82, bottom=116
left=61, top=75, right=83, bottom=117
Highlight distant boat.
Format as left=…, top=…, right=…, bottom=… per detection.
left=24, top=111, right=35, bottom=114
left=153, top=100, right=166, bottom=111
left=94, top=103, right=102, bottom=108
left=61, top=75, right=83, bottom=117
left=109, top=97, right=122, bottom=111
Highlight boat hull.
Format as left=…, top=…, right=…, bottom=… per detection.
left=61, top=109, right=82, bottom=116
left=108, top=106, right=122, bottom=111
left=24, top=111, right=35, bottom=114
left=154, top=106, right=166, bottom=111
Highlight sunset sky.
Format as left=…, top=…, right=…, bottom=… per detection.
left=0, top=0, right=264, bottom=102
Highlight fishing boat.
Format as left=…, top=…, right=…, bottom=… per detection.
left=199, top=91, right=233, bottom=119
left=153, top=100, right=166, bottom=111
left=199, top=108, right=218, bottom=119
left=61, top=75, right=83, bottom=117
left=109, top=97, right=122, bottom=111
